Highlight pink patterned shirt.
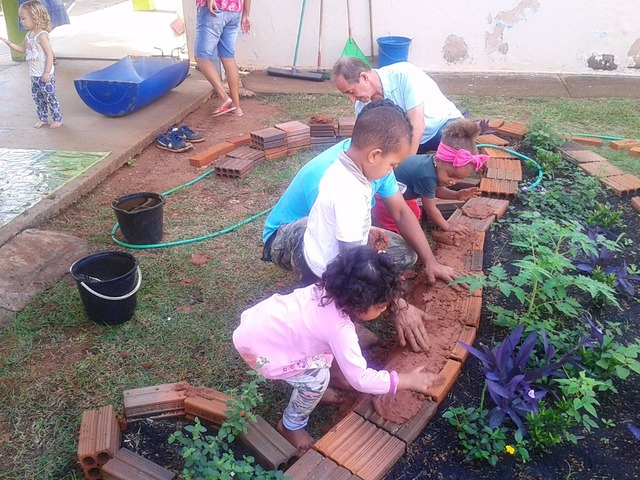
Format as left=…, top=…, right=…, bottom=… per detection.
left=232, top=285, right=398, bottom=395
left=195, top=0, right=244, bottom=12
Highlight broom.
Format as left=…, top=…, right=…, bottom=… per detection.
left=266, top=0, right=326, bottom=82
left=341, top=0, right=371, bottom=66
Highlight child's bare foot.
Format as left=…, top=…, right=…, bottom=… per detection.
left=34, top=121, right=47, bottom=128
left=276, top=420, right=315, bottom=454
left=50, top=122, right=62, bottom=129
left=319, top=387, right=344, bottom=406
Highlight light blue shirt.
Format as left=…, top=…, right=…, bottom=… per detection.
left=354, top=62, right=462, bottom=145
left=262, top=139, right=399, bottom=243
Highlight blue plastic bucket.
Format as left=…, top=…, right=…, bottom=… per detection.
left=377, top=36, right=412, bottom=67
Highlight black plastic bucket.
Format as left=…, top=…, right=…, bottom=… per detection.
left=112, top=192, right=164, bottom=245
left=70, top=251, right=142, bottom=325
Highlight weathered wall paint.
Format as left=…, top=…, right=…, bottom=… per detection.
left=182, top=0, right=640, bottom=74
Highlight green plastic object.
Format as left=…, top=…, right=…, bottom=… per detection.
left=341, top=38, right=371, bottom=67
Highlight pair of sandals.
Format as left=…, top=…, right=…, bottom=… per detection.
left=156, top=125, right=205, bottom=153
left=212, top=98, right=243, bottom=117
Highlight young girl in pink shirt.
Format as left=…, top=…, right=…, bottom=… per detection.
left=233, top=246, right=442, bottom=453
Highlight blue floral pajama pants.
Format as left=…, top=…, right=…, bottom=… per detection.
left=282, top=365, right=330, bottom=431
left=31, top=74, right=62, bottom=123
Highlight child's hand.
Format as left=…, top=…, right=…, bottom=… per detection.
left=41, top=72, right=50, bottom=83
left=1, top=37, right=9, bottom=45
left=447, top=221, right=473, bottom=236
left=398, top=366, right=444, bottom=395
left=457, top=187, right=482, bottom=201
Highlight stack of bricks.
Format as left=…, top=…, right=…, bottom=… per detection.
left=77, top=405, right=121, bottom=479
left=250, top=127, right=288, bottom=160
left=337, top=117, right=355, bottom=138
left=275, top=121, right=311, bottom=155
left=215, top=146, right=265, bottom=179
left=309, top=121, right=337, bottom=146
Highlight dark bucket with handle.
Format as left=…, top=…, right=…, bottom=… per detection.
left=70, top=251, right=141, bottom=325
left=112, top=192, right=164, bottom=245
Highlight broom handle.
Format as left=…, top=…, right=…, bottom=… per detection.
left=317, top=0, right=324, bottom=70
left=292, top=0, right=308, bottom=69
left=346, top=0, right=352, bottom=37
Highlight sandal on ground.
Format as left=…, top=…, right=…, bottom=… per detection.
left=156, top=132, right=193, bottom=152
left=169, top=124, right=205, bottom=143
left=212, top=105, right=237, bottom=117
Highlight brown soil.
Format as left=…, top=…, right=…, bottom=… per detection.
left=367, top=226, right=390, bottom=251
left=461, top=203, right=497, bottom=219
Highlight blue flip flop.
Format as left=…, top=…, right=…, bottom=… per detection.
left=156, top=132, right=193, bottom=152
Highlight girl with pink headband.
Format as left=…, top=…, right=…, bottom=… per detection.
left=372, top=118, right=489, bottom=235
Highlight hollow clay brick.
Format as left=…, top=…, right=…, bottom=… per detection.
left=227, top=133, right=252, bottom=147
left=427, top=359, right=463, bottom=404
left=353, top=394, right=438, bottom=445
left=239, top=415, right=299, bottom=471
left=571, top=136, right=603, bottom=147
left=630, top=147, right=640, bottom=158
left=123, top=383, right=187, bottom=419
left=78, top=405, right=121, bottom=478
left=188, top=141, right=236, bottom=167
left=465, top=296, right=482, bottom=328
left=609, top=139, right=640, bottom=150
left=488, top=118, right=505, bottom=129
left=472, top=231, right=486, bottom=251
left=486, top=158, right=521, bottom=171
left=101, top=448, right=175, bottom=480
left=314, top=412, right=405, bottom=480
left=561, top=149, right=606, bottom=165
left=183, top=394, right=232, bottom=427
left=476, top=134, right=509, bottom=146
left=600, top=173, right=640, bottom=197
left=496, top=122, right=528, bottom=140
left=631, top=197, right=640, bottom=213
left=447, top=209, right=496, bottom=232
left=434, top=198, right=465, bottom=212
left=449, top=326, right=478, bottom=362
left=578, top=161, right=625, bottom=178
left=285, top=450, right=356, bottom=480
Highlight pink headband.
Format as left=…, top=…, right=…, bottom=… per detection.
left=435, top=143, right=489, bottom=171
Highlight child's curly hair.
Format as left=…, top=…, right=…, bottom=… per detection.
left=20, top=1, right=53, bottom=33
left=318, top=246, right=404, bottom=317
left=441, top=118, right=480, bottom=154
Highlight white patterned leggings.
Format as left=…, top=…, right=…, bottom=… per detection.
left=282, top=366, right=330, bottom=431
left=31, top=74, right=62, bottom=123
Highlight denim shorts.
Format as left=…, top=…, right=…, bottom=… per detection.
left=194, top=7, right=241, bottom=60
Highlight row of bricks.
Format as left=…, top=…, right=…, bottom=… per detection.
left=285, top=213, right=495, bottom=479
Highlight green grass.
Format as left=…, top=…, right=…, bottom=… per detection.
left=1, top=93, right=639, bottom=479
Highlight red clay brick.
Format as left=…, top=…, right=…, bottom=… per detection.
left=496, top=122, right=528, bottom=140
left=78, top=405, right=121, bottom=479
left=564, top=149, right=607, bottom=165
left=600, top=173, right=640, bottom=197
left=285, top=450, right=356, bottom=480
left=488, top=118, right=505, bottom=129
left=353, top=394, right=438, bottom=444
left=571, top=136, right=603, bottom=147
left=609, top=139, right=640, bottom=150
left=227, top=133, right=252, bottom=147
left=465, top=296, right=483, bottom=327
left=188, top=141, right=236, bottom=167
left=631, top=197, right=640, bottom=213
left=472, top=231, right=486, bottom=251
left=123, top=383, right=187, bottom=419
left=101, top=448, right=175, bottom=480
left=578, top=161, right=625, bottom=177
left=482, top=146, right=516, bottom=159
left=314, top=412, right=405, bottom=480
left=449, top=326, right=478, bottom=362
left=184, top=394, right=232, bottom=427
left=630, top=147, right=640, bottom=158
left=239, top=415, right=299, bottom=471
left=447, top=209, right=496, bottom=232
left=476, top=134, right=509, bottom=146
left=486, top=158, right=521, bottom=171
left=485, top=167, right=523, bottom=181
left=427, top=359, right=462, bottom=403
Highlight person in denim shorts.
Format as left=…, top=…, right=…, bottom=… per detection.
left=194, top=0, right=251, bottom=117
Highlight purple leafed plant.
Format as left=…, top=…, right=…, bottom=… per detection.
left=460, top=324, right=602, bottom=434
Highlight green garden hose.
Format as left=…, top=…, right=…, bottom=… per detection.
left=111, top=167, right=272, bottom=250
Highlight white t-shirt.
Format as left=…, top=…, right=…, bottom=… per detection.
left=303, top=159, right=371, bottom=277
left=355, top=62, right=461, bottom=144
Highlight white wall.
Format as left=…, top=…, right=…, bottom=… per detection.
left=184, top=0, right=640, bottom=74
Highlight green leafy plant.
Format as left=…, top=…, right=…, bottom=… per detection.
left=554, top=371, right=615, bottom=432
left=535, top=148, right=564, bottom=178
left=169, top=372, right=286, bottom=480
left=585, top=202, right=623, bottom=229
left=524, top=402, right=578, bottom=453
left=523, top=118, right=564, bottom=151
